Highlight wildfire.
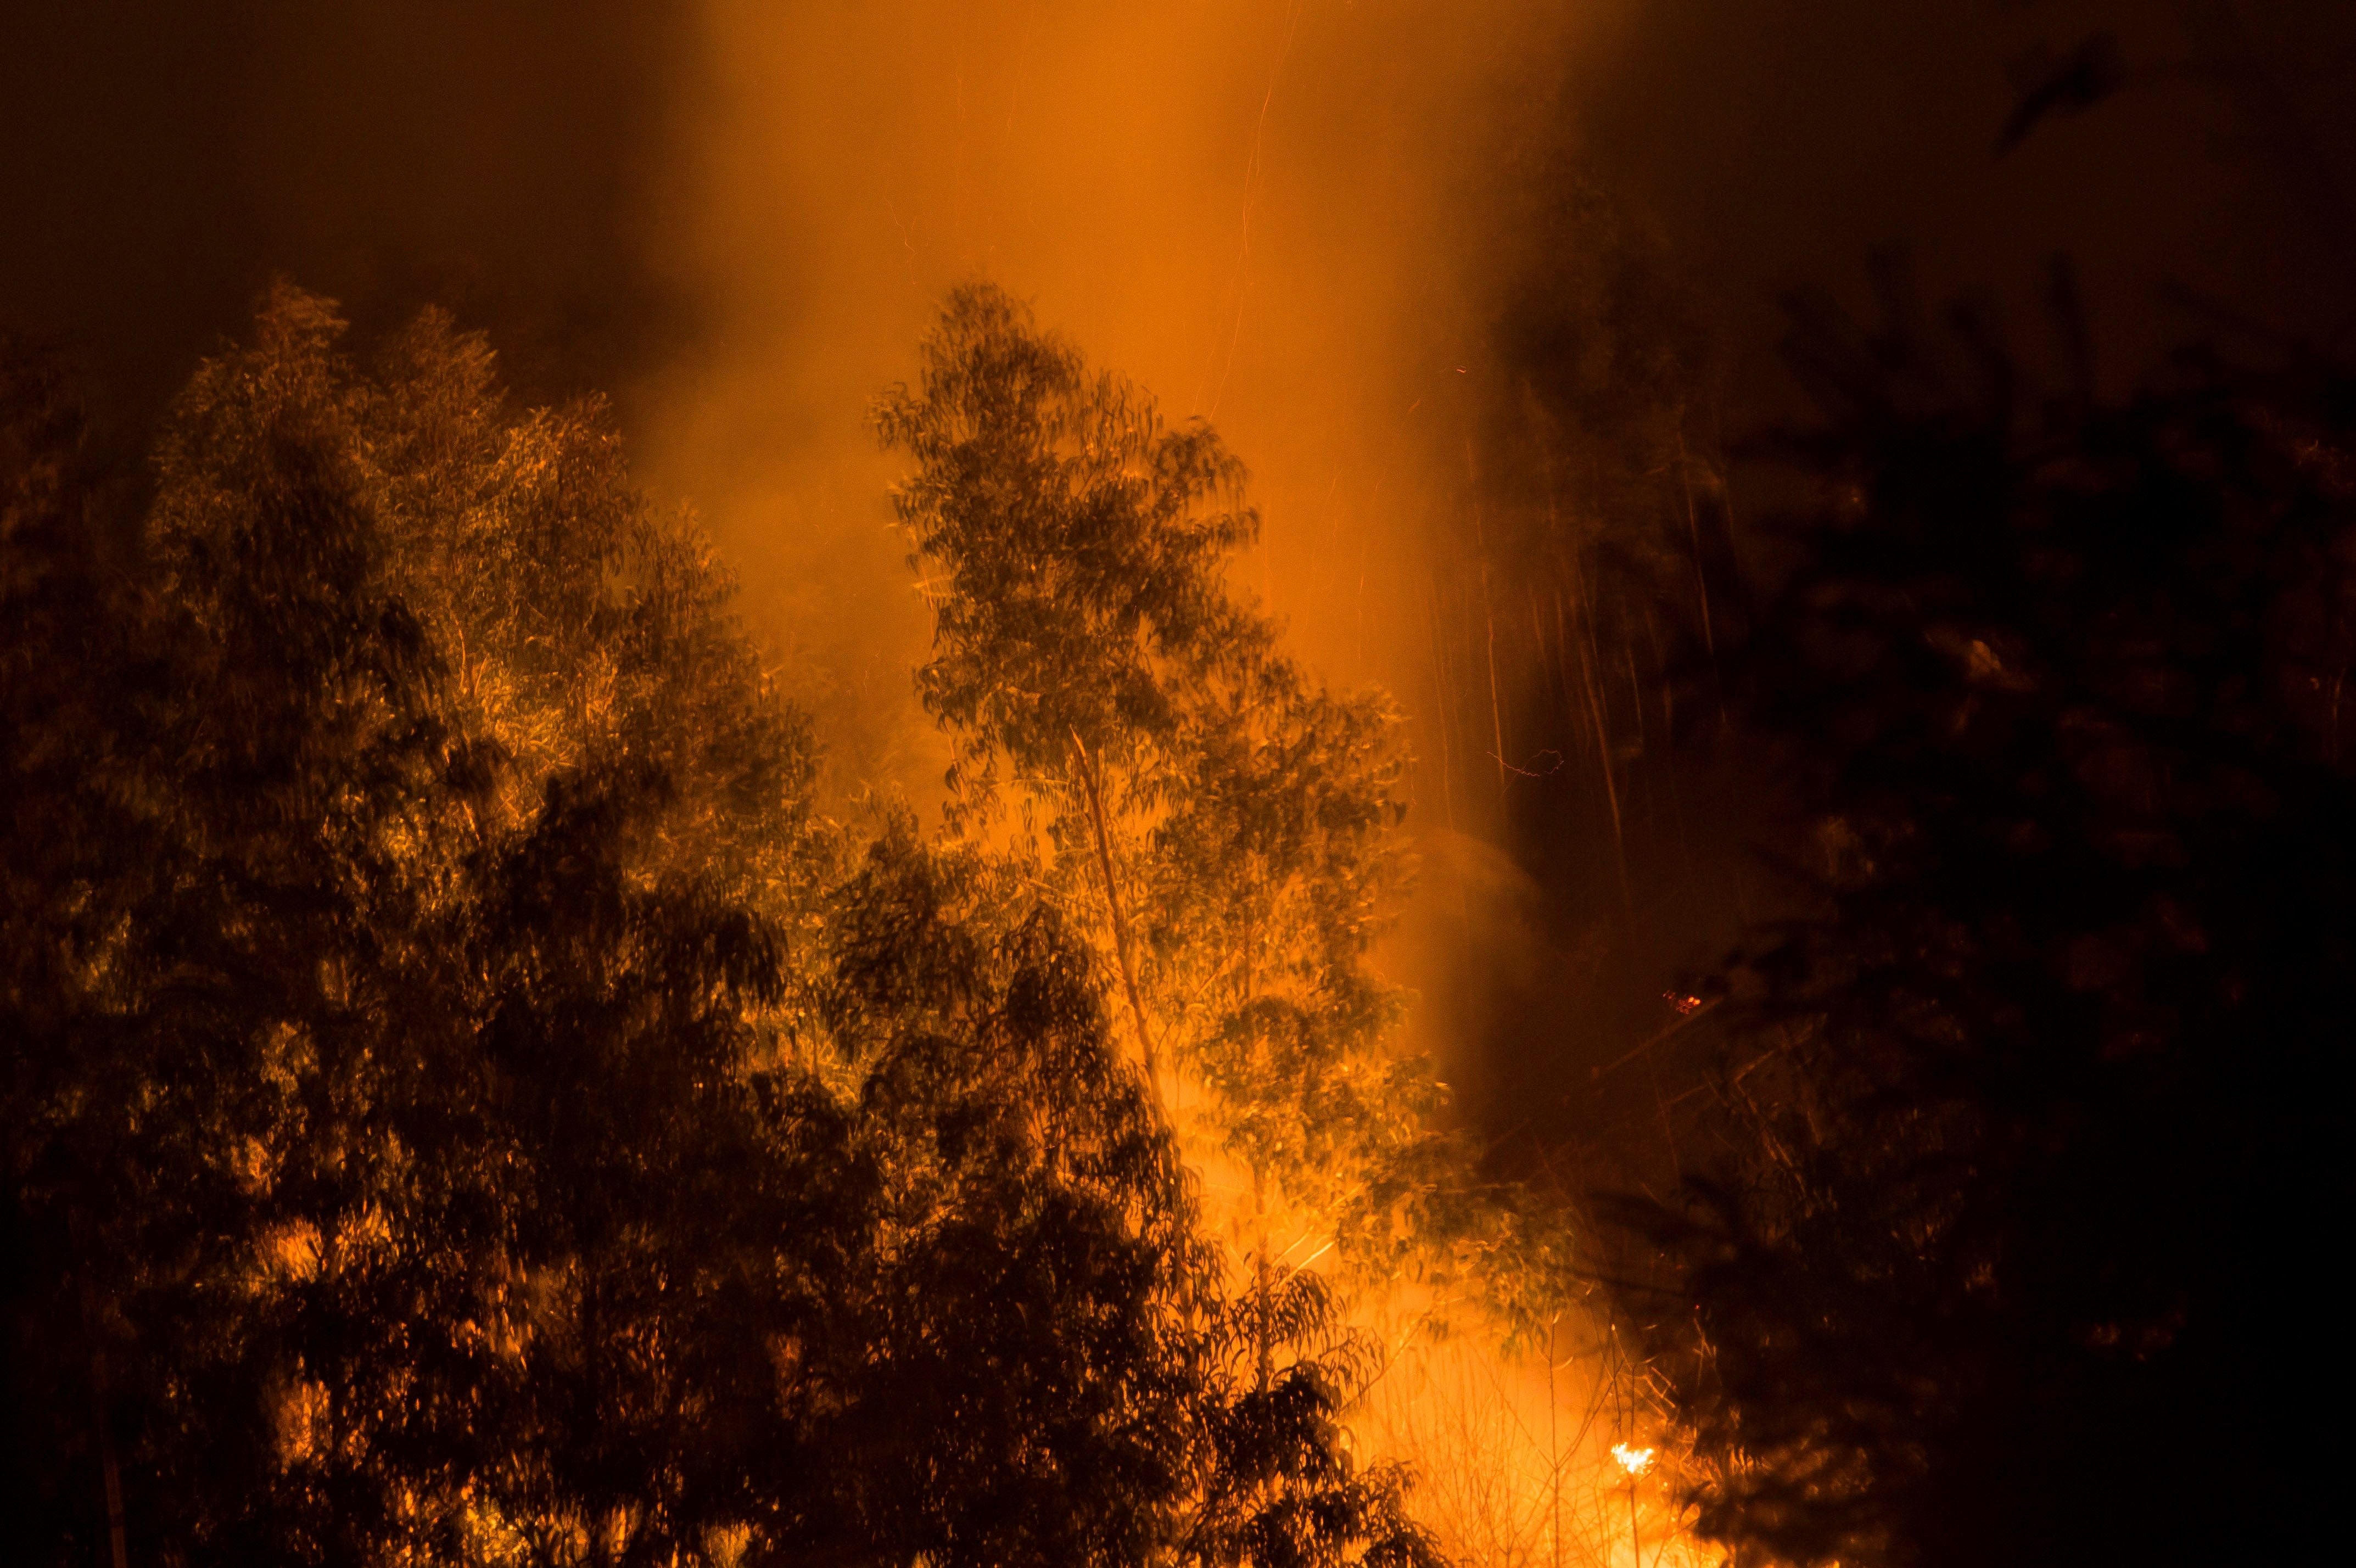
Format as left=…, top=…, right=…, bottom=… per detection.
left=1611, top=1442, right=1656, bottom=1477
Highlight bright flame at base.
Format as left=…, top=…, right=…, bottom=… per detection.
left=1610, top=1443, right=1656, bottom=1477
left=1354, top=1320, right=1705, bottom=1568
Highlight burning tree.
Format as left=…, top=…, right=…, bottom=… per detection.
left=876, top=284, right=1482, bottom=1279
left=878, top=284, right=1484, bottom=1567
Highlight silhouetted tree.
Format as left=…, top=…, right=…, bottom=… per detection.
left=1610, top=306, right=2356, bottom=1568
left=817, top=816, right=1215, bottom=1568
left=1, top=288, right=1290, bottom=1568
left=1, top=327, right=160, bottom=1568
left=876, top=285, right=1455, bottom=1568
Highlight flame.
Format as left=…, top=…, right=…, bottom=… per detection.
left=1357, top=1328, right=1709, bottom=1568
left=1610, top=1442, right=1656, bottom=1477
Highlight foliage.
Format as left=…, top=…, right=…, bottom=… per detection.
left=0, top=289, right=1284, bottom=1568
left=871, top=285, right=1266, bottom=815
left=876, top=283, right=1469, bottom=1289
left=1608, top=311, right=2356, bottom=1568
left=819, top=816, right=1214, bottom=1568
left=877, top=283, right=1472, bottom=1568
left=1185, top=1264, right=1443, bottom=1568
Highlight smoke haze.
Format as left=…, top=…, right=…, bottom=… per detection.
left=639, top=1, right=1593, bottom=795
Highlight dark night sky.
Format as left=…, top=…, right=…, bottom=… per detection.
left=1, top=0, right=688, bottom=430
left=1579, top=0, right=2356, bottom=411
left=9, top=2, right=2352, bottom=433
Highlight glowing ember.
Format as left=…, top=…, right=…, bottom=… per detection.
left=1611, top=1442, right=1657, bottom=1476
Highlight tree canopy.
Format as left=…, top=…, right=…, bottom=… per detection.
left=877, top=283, right=1462, bottom=1568
left=1608, top=312, right=2355, bottom=1568
left=4, top=287, right=1422, bottom=1568
left=876, top=286, right=1483, bottom=1301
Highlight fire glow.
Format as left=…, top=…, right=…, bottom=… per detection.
left=1611, top=1443, right=1656, bottom=1477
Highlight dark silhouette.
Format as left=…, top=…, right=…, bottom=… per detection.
left=2, top=291, right=1429, bottom=1568
left=1608, top=300, right=2355, bottom=1567
left=1995, top=34, right=2126, bottom=156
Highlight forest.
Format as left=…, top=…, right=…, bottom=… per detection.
left=5, top=6, right=2354, bottom=1564
left=5, top=262, right=2348, bottom=1566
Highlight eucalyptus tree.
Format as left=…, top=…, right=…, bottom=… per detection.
left=872, top=289, right=1263, bottom=1083
left=876, top=287, right=1495, bottom=1568
left=0, top=289, right=1268, bottom=1568
left=0, top=285, right=868, bottom=1564
left=877, top=284, right=1479, bottom=1300
left=818, top=816, right=1216, bottom=1567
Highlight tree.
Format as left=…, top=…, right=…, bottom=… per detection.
left=0, top=325, right=159, bottom=1568
left=1609, top=307, right=2356, bottom=1568
left=877, top=285, right=1463, bottom=1568
left=818, top=816, right=1214, bottom=1568
left=0, top=285, right=864, bottom=1564
left=876, top=284, right=1469, bottom=1289
left=872, top=284, right=1264, bottom=1080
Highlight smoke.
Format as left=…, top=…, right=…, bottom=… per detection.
left=12, top=4, right=2353, bottom=1547
left=637, top=0, right=1597, bottom=776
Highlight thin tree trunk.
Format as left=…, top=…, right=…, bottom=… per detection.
left=1253, top=1167, right=1273, bottom=1395
left=1071, top=730, right=1156, bottom=1085
left=1243, top=925, right=1273, bottom=1396
left=1628, top=1475, right=1643, bottom=1568
left=1624, top=631, right=1646, bottom=755
left=1675, top=417, right=1717, bottom=664
left=1480, top=553, right=1509, bottom=800
left=1548, top=1314, right=1563, bottom=1568
left=1643, top=604, right=1699, bottom=882
left=1676, top=417, right=1730, bottom=730
left=1619, top=1333, right=1647, bottom=1568
left=1559, top=583, right=1633, bottom=916
left=78, top=1272, right=128, bottom=1568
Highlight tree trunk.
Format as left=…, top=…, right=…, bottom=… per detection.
left=1253, top=1167, right=1273, bottom=1396
left=1070, top=730, right=1157, bottom=1089
left=77, top=1272, right=128, bottom=1568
